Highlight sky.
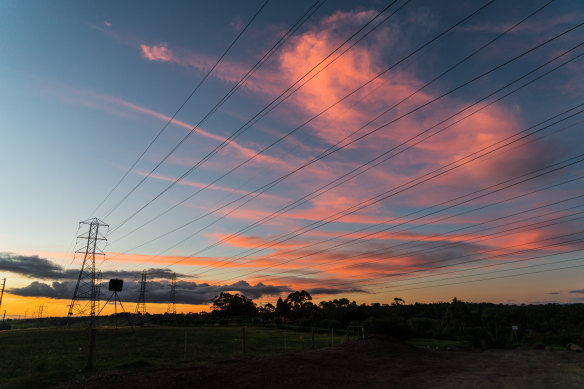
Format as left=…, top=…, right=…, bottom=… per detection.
left=1, top=0, right=584, bottom=318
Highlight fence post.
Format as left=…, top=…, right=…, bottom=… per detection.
left=86, top=328, right=96, bottom=370
left=242, top=327, right=246, bottom=353
left=331, top=328, right=334, bottom=346
left=312, top=327, right=315, bottom=349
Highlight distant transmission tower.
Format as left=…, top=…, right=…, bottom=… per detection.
left=0, top=278, right=5, bottom=310
left=68, top=218, right=108, bottom=323
left=96, top=271, right=103, bottom=313
left=166, top=273, right=177, bottom=315
left=135, top=270, right=147, bottom=314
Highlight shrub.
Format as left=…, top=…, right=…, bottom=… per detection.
left=364, top=316, right=410, bottom=339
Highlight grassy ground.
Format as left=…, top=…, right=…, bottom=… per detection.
left=0, top=325, right=346, bottom=388
left=406, top=337, right=468, bottom=350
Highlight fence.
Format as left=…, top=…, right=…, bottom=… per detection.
left=0, top=324, right=367, bottom=375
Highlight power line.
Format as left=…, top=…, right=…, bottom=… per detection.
left=367, top=259, right=584, bottom=295
left=110, top=0, right=412, bottom=242
left=181, top=44, right=584, bottom=268
left=111, top=0, right=550, bottom=245
left=116, top=102, right=583, bottom=279
left=143, top=53, right=584, bottom=273
left=108, top=0, right=522, bottom=255
left=204, top=157, right=584, bottom=283
left=205, top=116, right=584, bottom=281
left=215, top=190, right=584, bottom=283
left=90, top=0, right=272, bottom=218
left=103, top=0, right=397, bottom=225
left=307, top=218, right=584, bottom=290
left=108, top=20, right=584, bottom=267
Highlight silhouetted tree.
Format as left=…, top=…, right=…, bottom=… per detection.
left=211, top=292, right=257, bottom=317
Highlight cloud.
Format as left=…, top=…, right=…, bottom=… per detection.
left=569, top=289, right=584, bottom=294
left=0, top=252, right=183, bottom=281
left=9, top=281, right=74, bottom=299
left=104, top=21, right=112, bottom=28
left=138, top=43, right=249, bottom=85
left=230, top=17, right=244, bottom=32
left=308, top=287, right=368, bottom=296
left=9, top=279, right=290, bottom=305
left=0, top=253, right=74, bottom=280
left=140, top=43, right=174, bottom=62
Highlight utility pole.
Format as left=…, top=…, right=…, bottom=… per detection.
left=68, top=218, right=108, bottom=325
left=166, top=273, right=177, bottom=315
left=135, top=270, right=147, bottom=314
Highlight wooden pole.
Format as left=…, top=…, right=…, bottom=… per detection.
left=242, top=327, right=246, bottom=353
left=311, top=327, right=315, bottom=349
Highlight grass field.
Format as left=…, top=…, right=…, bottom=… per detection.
left=0, top=325, right=347, bottom=388
left=406, top=338, right=469, bottom=350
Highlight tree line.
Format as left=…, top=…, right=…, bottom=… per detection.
left=202, top=291, right=584, bottom=349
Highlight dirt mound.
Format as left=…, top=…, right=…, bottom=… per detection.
left=60, top=336, right=584, bottom=389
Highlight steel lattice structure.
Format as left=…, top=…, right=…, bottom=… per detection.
left=67, top=218, right=108, bottom=322
left=166, top=272, right=177, bottom=315
left=135, top=270, right=147, bottom=314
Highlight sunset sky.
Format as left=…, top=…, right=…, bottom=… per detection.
left=1, top=0, right=584, bottom=318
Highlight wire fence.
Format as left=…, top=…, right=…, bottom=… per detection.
left=0, top=323, right=366, bottom=377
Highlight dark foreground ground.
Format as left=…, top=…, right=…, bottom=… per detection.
left=60, top=336, right=584, bottom=389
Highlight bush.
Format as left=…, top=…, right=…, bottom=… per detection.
left=327, top=320, right=342, bottom=329
left=364, top=316, right=410, bottom=339
left=407, top=317, right=441, bottom=337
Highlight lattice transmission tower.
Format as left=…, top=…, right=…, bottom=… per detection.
left=68, top=218, right=108, bottom=322
left=0, top=278, right=5, bottom=311
left=135, top=270, right=147, bottom=314
left=166, top=273, right=177, bottom=315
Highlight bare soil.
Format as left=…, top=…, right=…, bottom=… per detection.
left=61, top=336, right=584, bottom=389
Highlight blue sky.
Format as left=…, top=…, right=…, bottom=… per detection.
left=1, top=0, right=584, bottom=316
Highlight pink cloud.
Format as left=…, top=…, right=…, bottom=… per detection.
left=140, top=43, right=173, bottom=62
left=134, top=170, right=283, bottom=201
left=37, top=81, right=296, bottom=174
left=83, top=8, right=574, bottom=293
left=104, top=21, right=112, bottom=28
left=138, top=43, right=253, bottom=86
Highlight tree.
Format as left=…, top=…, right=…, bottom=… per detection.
left=285, top=290, right=312, bottom=310
left=211, top=292, right=257, bottom=317
left=275, top=297, right=289, bottom=318
left=258, top=303, right=276, bottom=320
left=443, top=298, right=473, bottom=336
left=284, top=290, right=313, bottom=321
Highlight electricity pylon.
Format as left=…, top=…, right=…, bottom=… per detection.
left=135, top=270, right=147, bottom=314
left=166, top=273, right=177, bottom=315
left=68, top=218, right=108, bottom=323
left=0, top=278, right=5, bottom=310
